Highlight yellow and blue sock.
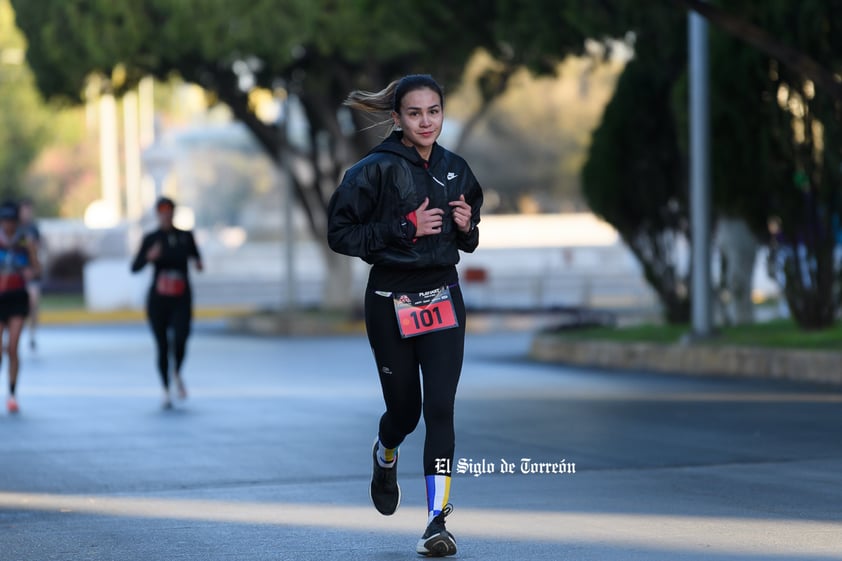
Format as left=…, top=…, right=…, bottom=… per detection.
left=425, top=474, right=451, bottom=523
left=376, top=439, right=397, bottom=468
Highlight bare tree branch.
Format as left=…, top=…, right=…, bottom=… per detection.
left=669, top=0, right=842, bottom=99
left=214, top=72, right=322, bottom=239
left=454, top=64, right=517, bottom=153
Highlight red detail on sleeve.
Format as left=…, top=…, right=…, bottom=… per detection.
left=406, top=211, right=418, bottom=243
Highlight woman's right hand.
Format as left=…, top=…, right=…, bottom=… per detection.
left=146, top=241, right=162, bottom=262
left=413, top=197, right=444, bottom=237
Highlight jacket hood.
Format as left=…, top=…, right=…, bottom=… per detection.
left=369, top=131, right=442, bottom=167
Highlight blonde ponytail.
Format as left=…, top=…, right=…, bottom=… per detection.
left=344, top=80, right=400, bottom=113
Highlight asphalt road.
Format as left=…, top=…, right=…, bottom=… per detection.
left=1, top=321, right=841, bottom=560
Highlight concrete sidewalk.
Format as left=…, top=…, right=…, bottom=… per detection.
left=531, top=333, right=842, bottom=386
left=38, top=305, right=249, bottom=325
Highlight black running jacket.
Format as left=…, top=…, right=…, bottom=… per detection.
left=327, top=132, right=483, bottom=270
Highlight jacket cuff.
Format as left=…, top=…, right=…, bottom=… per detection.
left=405, top=211, right=418, bottom=242
left=392, top=216, right=417, bottom=245
left=457, top=224, right=479, bottom=251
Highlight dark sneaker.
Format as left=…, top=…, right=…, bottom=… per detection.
left=161, top=389, right=173, bottom=410
left=370, top=440, right=400, bottom=515
left=173, top=374, right=188, bottom=400
left=416, top=503, right=457, bottom=557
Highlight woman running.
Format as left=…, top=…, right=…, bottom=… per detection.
left=0, top=201, right=40, bottom=413
left=327, top=74, right=482, bottom=557
left=131, top=197, right=203, bottom=409
left=17, top=199, right=42, bottom=352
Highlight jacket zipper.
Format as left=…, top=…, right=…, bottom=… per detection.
left=424, top=161, right=445, bottom=187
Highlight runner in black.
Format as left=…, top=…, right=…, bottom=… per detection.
left=328, top=74, right=483, bottom=557
left=131, top=197, right=203, bottom=409
left=0, top=201, right=40, bottom=414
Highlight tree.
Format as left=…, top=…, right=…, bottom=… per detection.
left=480, top=1, right=699, bottom=322
left=582, top=6, right=691, bottom=323
left=679, top=0, right=842, bottom=328
left=669, top=21, right=780, bottom=325
left=501, top=0, right=842, bottom=328
left=669, top=0, right=842, bottom=102
left=0, top=0, right=48, bottom=201
left=446, top=51, right=626, bottom=213
left=11, top=0, right=504, bottom=308
left=752, top=1, right=842, bottom=329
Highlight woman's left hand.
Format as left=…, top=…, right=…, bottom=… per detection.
left=449, top=195, right=473, bottom=234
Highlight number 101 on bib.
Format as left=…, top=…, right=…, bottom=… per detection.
left=393, top=285, right=459, bottom=338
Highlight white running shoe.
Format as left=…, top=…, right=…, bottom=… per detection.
left=416, top=504, right=457, bottom=557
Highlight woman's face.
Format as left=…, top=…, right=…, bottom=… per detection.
left=393, top=87, right=443, bottom=158
left=1, top=219, right=16, bottom=237
left=19, top=204, right=33, bottom=223
left=157, top=205, right=174, bottom=229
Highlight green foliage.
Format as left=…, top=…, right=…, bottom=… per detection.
left=11, top=0, right=505, bottom=239
left=494, top=0, right=636, bottom=70
left=581, top=0, right=842, bottom=329
left=552, top=317, right=842, bottom=350
left=707, top=33, right=780, bottom=234
left=22, top=122, right=98, bottom=218
left=732, top=0, right=842, bottom=328
left=17, top=0, right=842, bottom=329
left=11, top=0, right=499, bottom=99
left=584, top=56, right=686, bottom=233
left=582, top=5, right=690, bottom=323
left=0, top=0, right=48, bottom=199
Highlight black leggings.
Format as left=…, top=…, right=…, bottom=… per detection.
left=364, top=284, right=466, bottom=477
left=147, top=293, right=192, bottom=389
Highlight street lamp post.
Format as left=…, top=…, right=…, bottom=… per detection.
left=141, top=141, right=173, bottom=203
left=274, top=86, right=298, bottom=329
left=689, top=4, right=713, bottom=338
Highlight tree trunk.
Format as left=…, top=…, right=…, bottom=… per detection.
left=714, top=216, right=758, bottom=325
left=320, top=245, right=356, bottom=312
left=454, top=64, right=516, bottom=153
left=626, top=232, right=691, bottom=324
left=782, top=241, right=838, bottom=329
left=214, top=69, right=377, bottom=314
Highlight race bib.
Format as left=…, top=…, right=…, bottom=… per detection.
left=393, top=285, right=458, bottom=338
left=0, top=272, right=24, bottom=292
left=156, top=270, right=186, bottom=296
